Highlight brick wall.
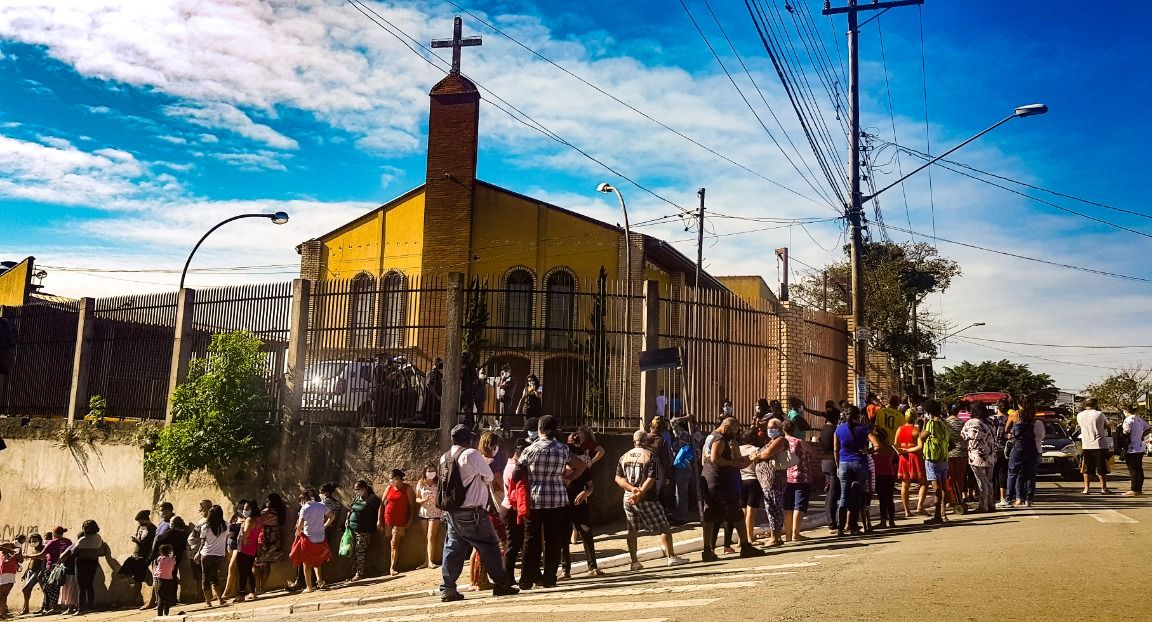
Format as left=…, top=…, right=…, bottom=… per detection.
left=421, top=74, right=480, bottom=276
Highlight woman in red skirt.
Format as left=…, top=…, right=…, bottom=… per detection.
left=895, top=414, right=929, bottom=518
left=381, top=469, right=418, bottom=576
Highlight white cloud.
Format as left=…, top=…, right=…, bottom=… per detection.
left=164, top=102, right=299, bottom=150
left=211, top=150, right=290, bottom=172
left=0, top=134, right=157, bottom=208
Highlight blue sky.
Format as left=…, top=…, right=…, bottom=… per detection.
left=0, top=0, right=1150, bottom=391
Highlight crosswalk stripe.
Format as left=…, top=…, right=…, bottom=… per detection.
left=1075, top=504, right=1139, bottom=523
left=345, top=599, right=720, bottom=622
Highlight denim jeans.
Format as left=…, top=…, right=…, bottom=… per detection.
left=441, top=507, right=509, bottom=596
left=1007, top=451, right=1038, bottom=503
left=837, top=460, right=869, bottom=528
left=822, top=459, right=840, bottom=529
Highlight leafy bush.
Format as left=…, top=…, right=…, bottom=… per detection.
left=144, top=331, right=270, bottom=488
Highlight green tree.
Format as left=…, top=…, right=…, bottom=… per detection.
left=791, top=241, right=961, bottom=381
left=462, top=277, right=490, bottom=360
left=144, top=331, right=271, bottom=489
left=934, top=359, right=1059, bottom=406
left=1083, top=366, right=1152, bottom=414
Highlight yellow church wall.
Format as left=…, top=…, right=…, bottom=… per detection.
left=469, top=184, right=620, bottom=286
left=717, top=275, right=779, bottom=308
left=0, top=257, right=33, bottom=307
left=319, top=190, right=426, bottom=280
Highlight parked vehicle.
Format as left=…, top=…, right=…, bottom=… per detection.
left=1034, top=416, right=1080, bottom=480
left=301, top=357, right=426, bottom=425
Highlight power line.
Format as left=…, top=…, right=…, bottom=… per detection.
left=882, top=223, right=1152, bottom=283
left=951, top=336, right=1131, bottom=371
left=436, top=0, right=833, bottom=210
left=917, top=5, right=938, bottom=249
left=875, top=17, right=915, bottom=244
left=962, top=336, right=1152, bottom=350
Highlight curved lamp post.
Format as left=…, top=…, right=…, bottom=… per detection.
left=596, top=183, right=633, bottom=426
left=179, top=212, right=289, bottom=289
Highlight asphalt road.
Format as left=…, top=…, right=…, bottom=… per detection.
left=235, top=475, right=1151, bottom=622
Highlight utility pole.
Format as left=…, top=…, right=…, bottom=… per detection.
left=775, top=247, right=789, bottom=302
left=824, top=0, right=923, bottom=405
left=690, top=188, right=705, bottom=421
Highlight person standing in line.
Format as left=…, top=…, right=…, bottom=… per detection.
left=560, top=435, right=600, bottom=579
left=496, top=363, right=515, bottom=427
left=895, top=411, right=929, bottom=517
left=656, top=388, right=668, bottom=419
left=700, top=417, right=764, bottom=560
left=347, top=480, right=381, bottom=581
left=290, top=490, right=333, bottom=592
left=437, top=424, right=519, bottom=602
left=616, top=430, right=691, bottom=571
left=153, top=544, right=176, bottom=617
left=755, top=419, right=789, bottom=546
left=909, top=399, right=951, bottom=525
left=1121, top=405, right=1149, bottom=496
left=17, top=533, right=44, bottom=615
left=1077, top=398, right=1113, bottom=495
left=819, top=407, right=841, bottom=534
left=415, top=466, right=443, bottom=569
left=197, top=506, right=229, bottom=607
left=517, top=415, right=570, bottom=590
left=0, top=541, right=23, bottom=619
left=782, top=419, right=813, bottom=541
left=871, top=427, right=898, bottom=529
left=187, top=500, right=212, bottom=591
left=468, top=431, right=510, bottom=591
left=118, top=510, right=155, bottom=609
left=1007, top=403, right=1041, bottom=507
left=425, top=357, right=444, bottom=426
left=989, top=401, right=1012, bottom=509
left=668, top=418, right=695, bottom=525
left=318, top=483, right=344, bottom=562
left=738, top=429, right=765, bottom=543
left=233, top=500, right=262, bottom=602
left=515, top=374, right=543, bottom=422
left=962, top=406, right=998, bottom=513
left=501, top=439, right=530, bottom=586
left=381, top=469, right=419, bottom=576
left=254, top=494, right=286, bottom=593
left=786, top=397, right=812, bottom=433
left=945, top=404, right=969, bottom=510
left=69, top=520, right=109, bottom=614
left=833, top=406, right=878, bottom=535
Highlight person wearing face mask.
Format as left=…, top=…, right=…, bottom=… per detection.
left=233, top=500, right=262, bottom=602
left=700, top=416, right=765, bottom=561
left=416, top=466, right=444, bottom=569
left=524, top=417, right=540, bottom=442
left=381, top=469, right=419, bottom=576
left=754, top=420, right=789, bottom=546
left=516, top=374, right=543, bottom=423
left=346, top=481, right=380, bottom=581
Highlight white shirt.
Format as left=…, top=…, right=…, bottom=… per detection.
left=738, top=444, right=758, bottom=481
left=441, top=446, right=493, bottom=509
left=656, top=395, right=667, bottom=417
left=1123, top=414, right=1149, bottom=453
left=1077, top=409, right=1109, bottom=450
left=299, top=501, right=329, bottom=544
left=198, top=523, right=228, bottom=557
left=1033, top=419, right=1045, bottom=454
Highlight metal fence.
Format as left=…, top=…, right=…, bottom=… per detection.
left=0, top=301, right=80, bottom=418
left=88, top=292, right=179, bottom=420
left=190, top=282, right=293, bottom=422
left=302, top=274, right=447, bottom=427
left=659, top=285, right=782, bottom=427
left=801, top=308, right=850, bottom=424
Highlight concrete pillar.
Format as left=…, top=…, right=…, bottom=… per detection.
left=66, top=297, right=96, bottom=426
left=164, top=288, right=196, bottom=425
left=282, top=279, right=311, bottom=429
left=638, top=280, right=660, bottom=429
left=439, top=272, right=465, bottom=450
left=778, top=301, right=807, bottom=409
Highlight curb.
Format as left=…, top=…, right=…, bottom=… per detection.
left=154, top=503, right=861, bottom=622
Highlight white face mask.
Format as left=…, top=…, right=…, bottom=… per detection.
left=425, top=471, right=436, bottom=480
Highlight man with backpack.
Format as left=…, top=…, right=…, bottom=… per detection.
left=913, top=399, right=951, bottom=526
left=437, top=424, right=519, bottom=603
left=669, top=418, right=695, bottom=525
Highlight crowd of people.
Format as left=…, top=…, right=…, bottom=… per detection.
left=2, top=394, right=1146, bottom=613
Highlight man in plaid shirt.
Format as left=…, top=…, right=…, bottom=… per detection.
left=616, top=431, right=690, bottom=571
left=518, top=415, right=571, bottom=589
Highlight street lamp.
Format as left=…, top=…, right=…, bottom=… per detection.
left=179, top=212, right=289, bottom=289
left=937, top=322, right=986, bottom=344
left=596, top=182, right=633, bottom=426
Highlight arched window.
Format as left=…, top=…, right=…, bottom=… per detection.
left=545, top=270, right=575, bottom=350
left=380, top=271, right=406, bottom=349
left=504, top=269, right=534, bottom=348
left=348, top=274, right=375, bottom=349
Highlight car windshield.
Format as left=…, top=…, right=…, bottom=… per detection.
left=306, top=362, right=346, bottom=382
left=1042, top=420, right=1069, bottom=440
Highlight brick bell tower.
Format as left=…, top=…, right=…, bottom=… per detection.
left=421, top=17, right=482, bottom=276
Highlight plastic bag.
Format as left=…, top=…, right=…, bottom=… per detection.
left=338, top=528, right=353, bottom=557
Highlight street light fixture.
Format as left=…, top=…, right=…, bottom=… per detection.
left=179, top=211, right=289, bottom=289
left=596, top=182, right=633, bottom=426
left=937, top=321, right=986, bottom=344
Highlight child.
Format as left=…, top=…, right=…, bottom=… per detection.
left=153, top=544, right=176, bottom=617
left=0, top=541, right=24, bottom=619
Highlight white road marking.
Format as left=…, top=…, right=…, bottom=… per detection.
left=346, top=599, right=719, bottom=622
left=810, top=554, right=846, bottom=559
left=1075, top=504, right=1139, bottom=523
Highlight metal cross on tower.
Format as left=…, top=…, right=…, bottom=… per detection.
left=431, top=16, right=482, bottom=75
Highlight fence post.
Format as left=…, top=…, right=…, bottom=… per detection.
left=282, top=279, right=311, bottom=429
left=778, top=301, right=807, bottom=414
left=66, top=297, right=96, bottom=426
left=639, top=280, right=660, bottom=428
left=439, top=272, right=465, bottom=450
left=164, top=288, right=196, bottom=425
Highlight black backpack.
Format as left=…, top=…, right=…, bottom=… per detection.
left=436, top=447, right=468, bottom=512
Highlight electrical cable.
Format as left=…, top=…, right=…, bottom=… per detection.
left=917, top=5, right=938, bottom=249
left=876, top=17, right=915, bottom=243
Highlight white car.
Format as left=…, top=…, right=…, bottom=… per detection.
left=301, top=358, right=427, bottom=425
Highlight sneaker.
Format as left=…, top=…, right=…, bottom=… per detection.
left=441, top=592, right=465, bottom=603
left=923, top=517, right=944, bottom=526
left=666, top=556, right=690, bottom=567
left=994, top=500, right=1011, bottom=509
left=1123, top=491, right=1141, bottom=497
left=629, top=562, right=644, bottom=571
left=492, top=584, right=519, bottom=597
left=586, top=568, right=605, bottom=578
left=701, top=550, right=719, bottom=563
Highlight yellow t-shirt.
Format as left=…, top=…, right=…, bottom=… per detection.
left=874, top=407, right=908, bottom=446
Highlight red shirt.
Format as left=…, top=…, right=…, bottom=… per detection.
left=383, top=483, right=412, bottom=527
